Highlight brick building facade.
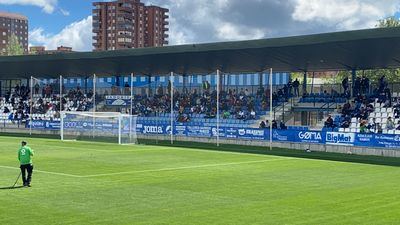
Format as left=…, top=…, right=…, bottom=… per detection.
left=0, top=12, right=28, bottom=54
left=92, top=0, right=169, bottom=51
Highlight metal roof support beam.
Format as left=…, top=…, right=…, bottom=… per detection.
left=269, top=68, right=273, bottom=151
left=216, top=69, right=220, bottom=147
left=170, top=71, right=174, bottom=145
left=302, top=71, right=307, bottom=95
left=351, top=69, right=356, bottom=97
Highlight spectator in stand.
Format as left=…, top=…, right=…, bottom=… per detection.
left=342, top=77, right=349, bottom=94
left=222, top=111, right=231, bottom=119
left=367, top=118, right=377, bottom=132
left=293, top=78, right=300, bottom=97
left=376, top=123, right=383, bottom=133
left=34, top=83, right=40, bottom=95
left=265, top=120, right=270, bottom=128
left=379, top=75, right=387, bottom=93
left=256, top=86, right=264, bottom=97
left=360, top=121, right=368, bottom=133
left=272, top=120, right=278, bottom=129
left=361, top=76, right=370, bottom=94
left=279, top=120, right=287, bottom=130
left=249, top=110, right=256, bottom=120
left=341, top=117, right=351, bottom=128
left=124, top=82, right=130, bottom=95
left=324, top=115, right=335, bottom=129
left=354, top=77, right=361, bottom=96
left=387, top=117, right=395, bottom=130
left=259, top=121, right=266, bottom=129
left=342, top=101, right=352, bottom=115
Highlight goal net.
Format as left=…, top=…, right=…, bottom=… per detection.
left=60, top=111, right=137, bottom=145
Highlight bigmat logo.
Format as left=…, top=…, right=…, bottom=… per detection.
left=326, top=132, right=355, bottom=145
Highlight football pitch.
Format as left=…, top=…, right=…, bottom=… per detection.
left=1, top=136, right=400, bottom=225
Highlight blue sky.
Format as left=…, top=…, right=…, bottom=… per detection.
left=0, top=0, right=91, bottom=33
left=0, top=0, right=399, bottom=52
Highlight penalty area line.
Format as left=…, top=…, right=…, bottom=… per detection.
left=82, top=158, right=293, bottom=178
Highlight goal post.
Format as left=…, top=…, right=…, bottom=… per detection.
left=60, top=111, right=137, bottom=145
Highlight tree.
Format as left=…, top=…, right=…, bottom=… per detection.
left=2, top=34, right=25, bottom=56
left=322, top=17, right=400, bottom=85
left=377, top=16, right=400, bottom=28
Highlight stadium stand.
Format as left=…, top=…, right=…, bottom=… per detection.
left=0, top=84, right=93, bottom=125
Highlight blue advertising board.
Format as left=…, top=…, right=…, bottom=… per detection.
left=105, top=96, right=132, bottom=106
left=27, top=119, right=400, bottom=149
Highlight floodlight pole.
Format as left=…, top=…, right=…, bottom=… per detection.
left=170, top=72, right=174, bottom=145
left=29, top=76, right=33, bottom=136
left=216, top=69, right=220, bottom=147
left=269, top=68, right=273, bottom=151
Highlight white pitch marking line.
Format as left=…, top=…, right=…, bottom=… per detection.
left=82, top=158, right=293, bottom=178
left=0, top=165, right=82, bottom=178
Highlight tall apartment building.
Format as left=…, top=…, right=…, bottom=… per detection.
left=92, top=0, right=169, bottom=51
left=0, top=12, right=28, bottom=54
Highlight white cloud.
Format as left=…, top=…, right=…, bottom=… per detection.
left=145, top=0, right=400, bottom=45
left=60, top=8, right=70, bottom=16
left=0, top=0, right=58, bottom=14
left=216, top=22, right=265, bottom=41
left=292, top=0, right=400, bottom=29
left=29, top=16, right=93, bottom=51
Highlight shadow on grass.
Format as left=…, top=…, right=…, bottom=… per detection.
left=2, top=132, right=400, bottom=168
left=0, top=185, right=25, bottom=190
left=138, top=139, right=400, bottom=168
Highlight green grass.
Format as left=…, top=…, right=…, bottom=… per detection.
left=1, top=136, right=400, bottom=224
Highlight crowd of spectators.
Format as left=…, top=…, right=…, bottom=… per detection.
left=0, top=83, right=94, bottom=122
left=131, top=84, right=260, bottom=122
left=324, top=75, right=399, bottom=133
left=259, top=119, right=287, bottom=130
left=130, top=80, right=296, bottom=123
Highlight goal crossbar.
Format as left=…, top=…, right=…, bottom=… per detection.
left=60, top=111, right=137, bottom=145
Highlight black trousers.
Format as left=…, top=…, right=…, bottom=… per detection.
left=20, top=164, right=33, bottom=185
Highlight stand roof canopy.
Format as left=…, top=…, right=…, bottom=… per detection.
left=1, top=27, right=400, bottom=78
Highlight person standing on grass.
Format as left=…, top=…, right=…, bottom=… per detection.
left=18, top=141, right=34, bottom=187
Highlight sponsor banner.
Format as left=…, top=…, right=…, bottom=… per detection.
left=354, top=134, right=376, bottom=147
left=326, top=132, right=355, bottom=146
left=105, top=95, right=132, bottom=106
left=373, top=134, right=400, bottom=149
left=27, top=120, right=60, bottom=130
left=237, top=128, right=265, bottom=140
left=187, top=126, right=212, bottom=137
left=175, top=125, right=186, bottom=136
left=27, top=120, right=400, bottom=149
left=271, top=130, right=296, bottom=142
left=295, top=131, right=324, bottom=144
left=225, top=127, right=238, bottom=139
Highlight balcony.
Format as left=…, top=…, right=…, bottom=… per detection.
left=117, top=12, right=133, bottom=20
left=119, top=3, right=133, bottom=13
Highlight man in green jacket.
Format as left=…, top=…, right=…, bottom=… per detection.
left=18, top=141, right=34, bottom=187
